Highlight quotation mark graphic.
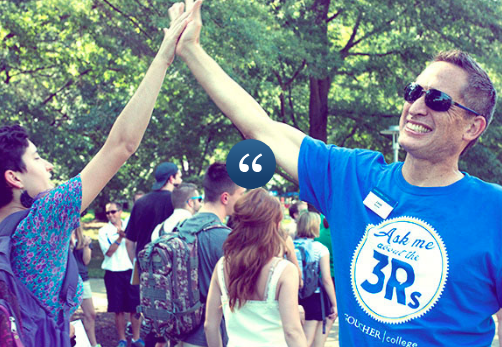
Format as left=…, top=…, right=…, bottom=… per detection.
left=239, top=154, right=262, bottom=172
left=226, top=140, right=276, bottom=189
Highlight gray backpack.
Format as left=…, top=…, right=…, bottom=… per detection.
left=137, top=221, right=229, bottom=341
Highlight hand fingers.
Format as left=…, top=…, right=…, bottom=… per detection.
left=168, top=2, right=185, bottom=23
left=165, top=8, right=192, bottom=35
left=185, top=0, right=194, bottom=12
left=191, top=0, right=203, bottom=24
left=167, top=15, right=189, bottom=40
left=168, top=8, right=192, bottom=28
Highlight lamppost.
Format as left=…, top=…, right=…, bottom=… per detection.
left=380, top=125, right=400, bottom=162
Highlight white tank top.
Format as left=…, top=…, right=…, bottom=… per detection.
left=217, top=257, right=289, bottom=347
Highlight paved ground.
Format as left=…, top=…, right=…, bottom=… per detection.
left=89, top=278, right=500, bottom=347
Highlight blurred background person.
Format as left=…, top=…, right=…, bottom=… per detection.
left=71, top=226, right=100, bottom=347
left=295, top=212, right=337, bottom=347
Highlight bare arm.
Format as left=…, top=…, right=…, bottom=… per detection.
left=105, top=230, right=125, bottom=257
left=284, top=236, right=303, bottom=288
left=176, top=0, right=305, bottom=181
left=497, top=309, right=502, bottom=347
left=320, top=254, right=337, bottom=320
left=278, top=263, right=308, bottom=347
left=204, top=265, right=223, bottom=347
left=82, top=235, right=92, bottom=266
left=79, top=7, right=192, bottom=212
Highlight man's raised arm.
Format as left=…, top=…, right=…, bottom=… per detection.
left=175, top=0, right=305, bottom=181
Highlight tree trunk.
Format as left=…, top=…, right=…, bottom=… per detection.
left=309, top=76, right=330, bottom=142
left=308, top=0, right=331, bottom=142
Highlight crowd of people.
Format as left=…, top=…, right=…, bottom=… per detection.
left=1, top=0, right=502, bottom=346
left=88, top=161, right=336, bottom=347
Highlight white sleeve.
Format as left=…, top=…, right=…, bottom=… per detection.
left=314, top=241, right=330, bottom=260
left=98, top=227, right=110, bottom=255
left=151, top=224, right=160, bottom=242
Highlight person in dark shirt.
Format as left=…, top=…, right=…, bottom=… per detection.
left=124, top=162, right=182, bottom=347
left=125, top=162, right=182, bottom=262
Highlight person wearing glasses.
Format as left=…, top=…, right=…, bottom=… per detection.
left=98, top=201, right=144, bottom=347
left=150, top=182, right=202, bottom=242
left=170, top=1, right=499, bottom=345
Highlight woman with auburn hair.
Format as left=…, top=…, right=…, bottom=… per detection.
left=204, top=188, right=307, bottom=347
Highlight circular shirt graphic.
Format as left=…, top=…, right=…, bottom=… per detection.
left=351, top=217, right=448, bottom=324
left=226, top=139, right=276, bottom=189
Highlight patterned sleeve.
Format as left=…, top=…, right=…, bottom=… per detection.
left=11, top=175, right=83, bottom=316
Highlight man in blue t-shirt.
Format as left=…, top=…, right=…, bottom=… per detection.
left=170, top=3, right=500, bottom=345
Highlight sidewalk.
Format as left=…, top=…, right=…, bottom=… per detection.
left=88, top=278, right=499, bottom=347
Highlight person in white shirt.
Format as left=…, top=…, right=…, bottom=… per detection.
left=150, top=183, right=202, bottom=242
left=98, top=202, right=143, bottom=347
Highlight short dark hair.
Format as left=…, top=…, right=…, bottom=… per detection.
left=289, top=201, right=307, bottom=219
left=433, top=50, right=497, bottom=154
left=106, top=201, right=122, bottom=211
left=203, top=162, right=237, bottom=203
left=133, top=190, right=145, bottom=203
left=0, top=125, right=30, bottom=209
left=171, top=183, right=198, bottom=209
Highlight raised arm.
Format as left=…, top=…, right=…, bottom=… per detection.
left=175, top=0, right=305, bottom=181
left=79, top=5, right=191, bottom=212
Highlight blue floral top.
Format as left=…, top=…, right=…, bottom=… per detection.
left=11, top=175, right=84, bottom=320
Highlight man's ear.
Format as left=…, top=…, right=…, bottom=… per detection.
left=4, top=170, right=23, bottom=189
left=220, top=192, right=229, bottom=206
left=463, top=115, right=487, bottom=142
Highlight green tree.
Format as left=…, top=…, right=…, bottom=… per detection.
left=2, top=0, right=502, bottom=213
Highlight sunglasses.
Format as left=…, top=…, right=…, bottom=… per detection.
left=105, top=210, right=118, bottom=215
left=187, top=196, right=203, bottom=204
left=404, top=82, right=480, bottom=116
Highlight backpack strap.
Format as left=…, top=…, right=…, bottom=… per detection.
left=0, top=210, right=30, bottom=236
left=0, top=210, right=30, bottom=269
left=177, top=218, right=231, bottom=243
left=157, top=221, right=166, bottom=237
left=59, top=249, right=80, bottom=317
left=216, top=258, right=228, bottom=301
left=265, top=259, right=289, bottom=303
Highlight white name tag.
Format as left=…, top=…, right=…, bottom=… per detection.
left=363, top=188, right=397, bottom=219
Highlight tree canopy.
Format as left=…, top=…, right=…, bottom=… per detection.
left=2, top=0, right=502, bottom=213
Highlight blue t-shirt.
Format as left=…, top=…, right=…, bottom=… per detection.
left=298, top=136, right=502, bottom=346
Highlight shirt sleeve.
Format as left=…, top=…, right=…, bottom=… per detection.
left=298, top=136, right=387, bottom=217
left=316, top=241, right=330, bottom=259
left=98, top=226, right=113, bottom=255
left=125, top=204, right=139, bottom=242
